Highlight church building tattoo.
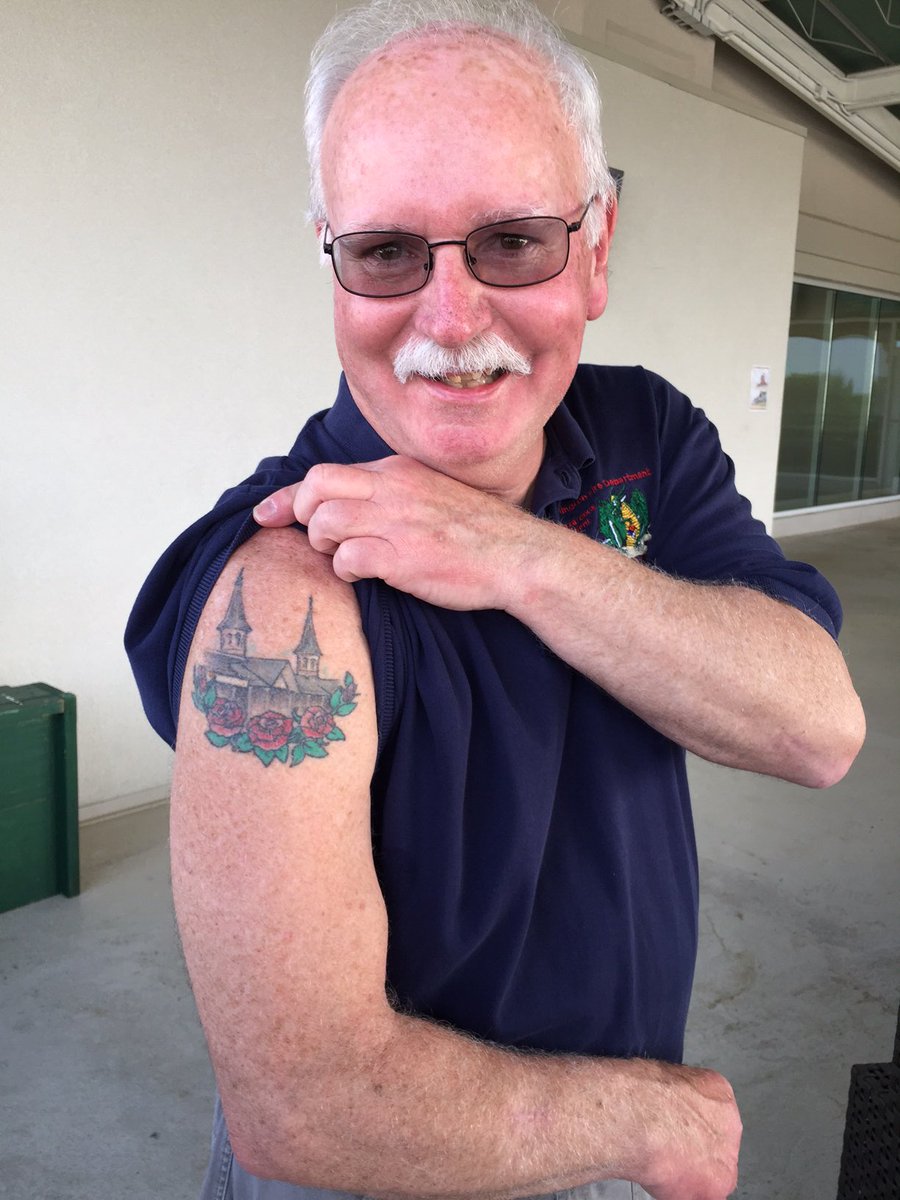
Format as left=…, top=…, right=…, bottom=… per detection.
left=192, top=568, right=358, bottom=767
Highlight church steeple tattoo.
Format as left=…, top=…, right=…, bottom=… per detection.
left=192, top=572, right=359, bottom=768
left=217, top=567, right=252, bottom=655
left=294, top=596, right=322, bottom=677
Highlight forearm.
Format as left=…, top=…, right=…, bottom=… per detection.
left=227, top=1004, right=728, bottom=1199
left=252, top=456, right=863, bottom=785
left=501, top=519, right=864, bottom=787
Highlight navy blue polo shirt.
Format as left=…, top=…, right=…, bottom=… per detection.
left=126, top=365, right=842, bottom=1063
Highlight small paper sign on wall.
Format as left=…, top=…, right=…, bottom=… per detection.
left=750, top=366, right=769, bottom=410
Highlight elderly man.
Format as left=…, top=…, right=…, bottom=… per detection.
left=126, top=2, right=864, bottom=1198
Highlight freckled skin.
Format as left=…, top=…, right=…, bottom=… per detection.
left=320, top=32, right=613, bottom=504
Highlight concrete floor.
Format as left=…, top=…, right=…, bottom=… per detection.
left=1, top=519, right=898, bottom=1200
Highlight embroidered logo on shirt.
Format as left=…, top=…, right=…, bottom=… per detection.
left=558, top=468, right=653, bottom=551
left=597, top=489, right=651, bottom=557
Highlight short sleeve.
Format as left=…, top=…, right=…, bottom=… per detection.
left=645, top=375, right=842, bottom=638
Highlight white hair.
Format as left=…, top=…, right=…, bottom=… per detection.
left=304, top=0, right=615, bottom=246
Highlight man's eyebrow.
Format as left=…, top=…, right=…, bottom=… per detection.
left=360, top=222, right=418, bottom=232
left=326, top=220, right=418, bottom=236
left=335, top=208, right=546, bottom=235
left=475, top=205, right=542, bottom=224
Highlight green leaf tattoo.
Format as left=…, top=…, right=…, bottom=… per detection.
left=191, top=573, right=360, bottom=768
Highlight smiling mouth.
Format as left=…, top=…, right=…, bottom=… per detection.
left=428, top=369, right=505, bottom=389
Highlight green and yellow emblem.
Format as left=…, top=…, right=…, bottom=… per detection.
left=597, top=489, right=651, bottom=557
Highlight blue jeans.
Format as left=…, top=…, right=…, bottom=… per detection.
left=200, top=1096, right=650, bottom=1200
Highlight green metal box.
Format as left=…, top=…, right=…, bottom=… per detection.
left=0, top=683, right=80, bottom=914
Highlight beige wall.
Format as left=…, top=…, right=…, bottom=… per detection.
left=541, top=0, right=716, bottom=88
left=2, top=1, right=335, bottom=813
left=550, top=3, right=900, bottom=300
left=0, top=0, right=851, bottom=813
left=712, top=43, right=900, bottom=298
left=577, top=45, right=803, bottom=516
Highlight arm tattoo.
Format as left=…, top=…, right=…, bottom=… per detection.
left=191, top=568, right=358, bottom=767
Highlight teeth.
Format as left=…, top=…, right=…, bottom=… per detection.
left=437, top=369, right=503, bottom=389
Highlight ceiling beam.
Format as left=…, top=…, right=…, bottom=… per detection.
left=661, top=0, right=900, bottom=174
left=843, top=64, right=900, bottom=111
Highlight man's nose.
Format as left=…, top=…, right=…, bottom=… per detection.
left=413, top=242, right=492, bottom=347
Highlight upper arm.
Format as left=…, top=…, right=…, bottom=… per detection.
left=169, top=526, right=390, bottom=1174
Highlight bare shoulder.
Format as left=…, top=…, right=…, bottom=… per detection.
left=169, top=527, right=387, bottom=1165
left=176, top=525, right=375, bottom=788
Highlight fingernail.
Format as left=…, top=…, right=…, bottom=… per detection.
left=253, top=498, right=277, bottom=522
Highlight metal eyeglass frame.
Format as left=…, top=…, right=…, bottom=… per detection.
left=322, top=200, right=594, bottom=298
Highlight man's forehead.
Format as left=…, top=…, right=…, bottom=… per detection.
left=328, top=29, right=561, bottom=127
left=320, top=30, right=580, bottom=219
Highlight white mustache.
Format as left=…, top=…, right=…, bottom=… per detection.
left=393, top=333, right=532, bottom=384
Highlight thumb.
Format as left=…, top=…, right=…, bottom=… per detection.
left=252, top=483, right=303, bottom=527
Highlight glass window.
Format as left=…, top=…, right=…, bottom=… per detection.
left=860, top=299, right=900, bottom=501
left=775, top=284, right=832, bottom=511
left=775, top=284, right=900, bottom=512
left=817, top=291, right=878, bottom=506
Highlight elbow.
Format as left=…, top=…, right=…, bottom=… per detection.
left=228, top=1136, right=280, bottom=1186
left=224, top=1103, right=299, bottom=1185
left=219, top=1019, right=398, bottom=1190
left=803, top=754, right=853, bottom=791
left=225, top=1097, right=340, bottom=1188
left=796, top=692, right=866, bottom=789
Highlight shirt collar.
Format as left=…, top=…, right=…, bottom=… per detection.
left=529, top=398, right=595, bottom=515
left=321, top=374, right=395, bottom=463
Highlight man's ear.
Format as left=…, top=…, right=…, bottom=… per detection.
left=586, top=195, right=617, bottom=322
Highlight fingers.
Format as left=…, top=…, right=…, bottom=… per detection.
left=332, top=536, right=397, bottom=584
left=306, top=499, right=384, bottom=556
left=253, top=462, right=387, bottom=529
left=248, top=455, right=500, bottom=606
left=296, top=462, right=383, bottom=526
left=253, top=484, right=302, bottom=527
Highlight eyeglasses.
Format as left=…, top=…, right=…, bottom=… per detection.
left=322, top=201, right=593, bottom=299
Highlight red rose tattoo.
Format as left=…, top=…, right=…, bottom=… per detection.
left=300, top=705, right=335, bottom=740
left=247, top=711, right=294, bottom=752
left=207, top=697, right=245, bottom=737
left=196, top=578, right=357, bottom=767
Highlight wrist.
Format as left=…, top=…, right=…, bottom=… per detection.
left=494, top=513, right=553, bottom=618
left=499, top=516, right=581, bottom=623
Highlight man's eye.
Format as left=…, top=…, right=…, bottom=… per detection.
left=499, top=234, right=530, bottom=252
left=347, top=238, right=407, bottom=264
left=482, top=232, right=531, bottom=254
left=477, top=229, right=544, bottom=258
left=362, top=240, right=426, bottom=276
left=368, top=242, right=405, bottom=262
